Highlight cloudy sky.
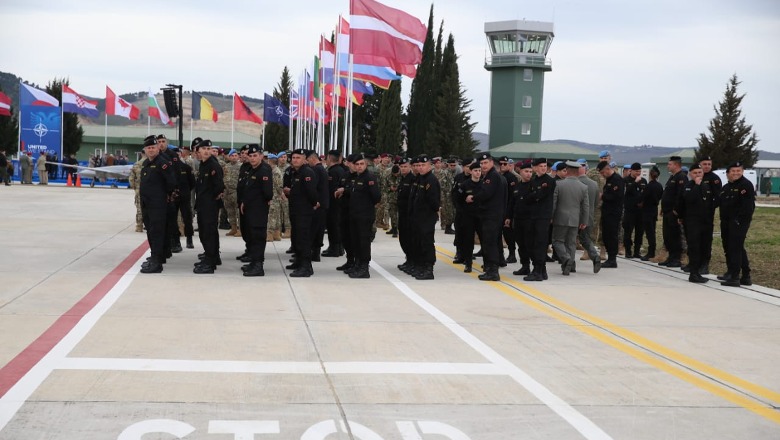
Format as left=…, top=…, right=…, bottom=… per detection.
left=2, top=0, right=778, bottom=151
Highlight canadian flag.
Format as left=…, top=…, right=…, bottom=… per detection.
left=105, top=86, right=140, bottom=120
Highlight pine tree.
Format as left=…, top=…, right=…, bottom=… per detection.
left=45, top=78, right=84, bottom=158
left=695, top=74, right=759, bottom=168
left=265, top=66, right=293, bottom=152
left=0, top=89, right=18, bottom=155
left=355, top=86, right=384, bottom=153
left=375, top=80, right=402, bottom=154
left=405, top=5, right=436, bottom=156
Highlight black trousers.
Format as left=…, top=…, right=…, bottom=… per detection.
left=683, top=219, right=708, bottom=273
left=165, top=201, right=178, bottom=252
left=414, top=214, right=437, bottom=266
left=398, top=208, right=412, bottom=260
left=722, top=217, right=751, bottom=278
left=502, top=221, right=516, bottom=253
left=350, top=216, right=375, bottom=264
left=601, top=210, right=620, bottom=261
left=479, top=216, right=502, bottom=268
left=528, top=218, right=550, bottom=268
left=247, top=223, right=268, bottom=263
left=197, top=203, right=220, bottom=265
left=143, top=205, right=167, bottom=262
left=701, top=218, right=715, bottom=265
left=292, top=211, right=313, bottom=260
left=326, top=201, right=342, bottom=250
left=311, top=207, right=327, bottom=251
left=339, top=206, right=352, bottom=259
left=641, top=217, right=657, bottom=257
left=513, top=217, right=531, bottom=266
left=662, top=211, right=683, bottom=260
left=455, top=211, right=478, bottom=262
left=622, top=210, right=643, bottom=255
left=178, top=194, right=194, bottom=238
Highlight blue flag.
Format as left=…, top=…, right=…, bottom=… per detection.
left=263, top=93, right=290, bottom=127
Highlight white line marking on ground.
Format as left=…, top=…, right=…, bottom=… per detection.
left=370, top=261, right=615, bottom=440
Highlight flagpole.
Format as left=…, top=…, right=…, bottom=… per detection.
left=104, top=113, right=108, bottom=155
left=262, top=123, right=265, bottom=150
left=190, top=118, right=193, bottom=145
left=231, top=93, right=235, bottom=149
left=60, top=101, right=64, bottom=161
left=348, top=53, right=354, bottom=155
left=17, top=80, right=22, bottom=156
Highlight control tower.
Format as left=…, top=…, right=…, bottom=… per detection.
left=484, top=20, right=554, bottom=148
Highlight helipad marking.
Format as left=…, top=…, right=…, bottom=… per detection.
left=370, top=261, right=614, bottom=440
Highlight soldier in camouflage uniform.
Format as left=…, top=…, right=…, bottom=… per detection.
left=585, top=151, right=610, bottom=260
left=383, top=162, right=401, bottom=236
left=222, top=149, right=242, bottom=236
left=439, top=158, right=457, bottom=234
left=277, top=151, right=292, bottom=238
left=268, top=154, right=284, bottom=241
left=128, top=152, right=145, bottom=232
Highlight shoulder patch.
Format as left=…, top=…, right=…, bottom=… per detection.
left=211, top=170, right=216, bottom=176
left=162, top=164, right=168, bottom=170
left=368, top=180, right=375, bottom=186
left=541, top=183, right=547, bottom=188
left=741, top=189, right=746, bottom=194
left=305, top=176, right=312, bottom=182
left=263, top=176, right=269, bottom=181
left=485, top=179, right=491, bottom=184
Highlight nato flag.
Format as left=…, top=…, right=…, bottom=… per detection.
left=263, top=93, right=290, bottom=127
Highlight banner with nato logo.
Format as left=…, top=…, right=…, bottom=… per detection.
left=19, top=83, right=62, bottom=160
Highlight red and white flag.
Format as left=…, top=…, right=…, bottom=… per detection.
left=148, top=89, right=173, bottom=125
left=349, top=0, right=426, bottom=77
left=105, top=86, right=140, bottom=120
left=0, top=92, right=11, bottom=116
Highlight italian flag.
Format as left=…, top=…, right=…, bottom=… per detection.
left=148, top=90, right=173, bottom=126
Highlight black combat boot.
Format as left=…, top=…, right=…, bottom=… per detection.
left=243, top=262, right=265, bottom=277
left=414, top=265, right=434, bottom=280
left=478, top=265, right=500, bottom=281
left=311, top=248, right=321, bottom=262
left=337, top=258, right=355, bottom=272
left=186, top=236, right=194, bottom=249
left=506, top=250, right=517, bottom=264
left=290, top=259, right=313, bottom=277
left=513, top=264, right=530, bottom=276
left=349, top=263, right=371, bottom=279
left=444, top=225, right=455, bottom=235
left=140, top=257, right=164, bottom=274
left=171, top=238, right=183, bottom=253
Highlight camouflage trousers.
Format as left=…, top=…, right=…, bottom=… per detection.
left=375, top=201, right=387, bottom=227
left=134, top=191, right=143, bottom=229
left=224, top=190, right=239, bottom=229
left=440, top=199, right=455, bottom=229
left=268, top=198, right=282, bottom=232
left=280, top=199, right=291, bottom=231
left=385, top=200, right=398, bottom=229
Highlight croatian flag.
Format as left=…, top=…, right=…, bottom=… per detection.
left=105, top=86, right=140, bottom=120
left=62, top=85, right=99, bottom=118
left=20, top=83, right=59, bottom=107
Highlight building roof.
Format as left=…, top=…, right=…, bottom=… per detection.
left=82, top=125, right=260, bottom=148
left=490, top=142, right=600, bottom=161
left=754, top=160, right=780, bottom=170
left=649, top=148, right=696, bottom=164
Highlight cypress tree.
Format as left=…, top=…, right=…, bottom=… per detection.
left=355, top=86, right=384, bottom=153
left=695, top=74, right=759, bottom=168
left=46, top=78, right=83, bottom=158
left=406, top=5, right=436, bottom=156
left=265, top=66, right=293, bottom=151
left=375, top=80, right=402, bottom=154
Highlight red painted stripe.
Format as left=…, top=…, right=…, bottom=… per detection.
left=0, top=241, right=149, bottom=397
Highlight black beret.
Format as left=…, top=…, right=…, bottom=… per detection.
left=239, top=144, right=249, bottom=152
left=532, top=158, right=547, bottom=166
left=469, top=162, right=481, bottom=170
left=477, top=152, right=493, bottom=162
left=156, top=134, right=167, bottom=140
left=143, top=136, right=157, bottom=147
left=596, top=161, right=610, bottom=171
left=699, top=155, right=712, bottom=161
left=727, top=161, right=744, bottom=171
left=669, top=156, right=682, bottom=162
left=446, top=157, right=457, bottom=164
left=191, top=137, right=203, bottom=148
left=519, top=160, right=533, bottom=170
left=553, top=162, right=566, bottom=171
left=689, top=163, right=701, bottom=171
left=345, top=153, right=360, bottom=163
left=247, top=145, right=262, bottom=154
left=327, top=149, right=341, bottom=157
left=417, top=154, right=430, bottom=163
left=498, top=156, right=510, bottom=163
left=199, top=139, right=213, bottom=148
left=630, top=162, right=642, bottom=171
left=398, top=157, right=410, bottom=165
left=291, top=148, right=307, bottom=156
left=306, top=150, right=319, bottom=158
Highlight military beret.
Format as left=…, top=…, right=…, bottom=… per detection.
left=477, top=152, right=493, bottom=162
left=689, top=163, right=701, bottom=171
left=727, top=161, right=744, bottom=171
left=498, top=156, right=510, bottom=163
left=596, top=161, right=611, bottom=171
left=576, top=158, right=588, bottom=166
left=247, top=145, right=262, bottom=154
left=623, top=164, right=632, bottom=169
left=553, top=162, right=566, bottom=171
left=143, top=136, right=157, bottom=147
left=156, top=134, right=167, bottom=140
left=228, top=149, right=237, bottom=156
left=327, top=149, right=341, bottom=158
left=277, top=151, right=287, bottom=157
left=199, top=139, right=213, bottom=148
left=417, top=154, right=431, bottom=163
left=669, top=155, right=682, bottom=162
left=469, top=162, right=481, bottom=170
left=267, top=153, right=277, bottom=159
left=291, top=148, right=307, bottom=156
left=349, top=153, right=365, bottom=163
left=519, top=160, right=533, bottom=170
left=598, top=150, right=610, bottom=158
left=552, top=161, right=563, bottom=170
left=681, top=166, right=690, bottom=173
left=380, top=153, right=389, bottom=158
left=630, top=162, right=642, bottom=171
left=699, top=155, right=712, bottom=161
left=532, top=158, right=547, bottom=166
left=305, top=150, right=319, bottom=158
left=609, top=161, right=617, bottom=168
left=446, top=157, right=457, bottom=164
left=239, top=144, right=249, bottom=152
left=191, top=137, right=203, bottom=148
left=398, top=157, right=410, bottom=165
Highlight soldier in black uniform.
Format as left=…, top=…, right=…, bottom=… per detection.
left=322, top=150, right=348, bottom=257
left=698, top=156, right=722, bottom=274
left=467, top=153, right=507, bottom=282
left=335, top=154, right=359, bottom=273
left=522, top=158, right=555, bottom=281
left=307, top=151, right=330, bottom=262
left=598, top=161, right=625, bottom=268
left=238, top=145, right=274, bottom=277
left=676, top=163, right=715, bottom=283
left=139, top=136, right=177, bottom=274
left=719, top=162, right=755, bottom=287
left=169, top=147, right=196, bottom=250
left=193, top=140, right=225, bottom=274
left=396, top=158, right=416, bottom=273
left=623, top=162, right=647, bottom=258
left=498, top=156, right=519, bottom=264
left=235, top=144, right=254, bottom=262
left=659, top=156, right=688, bottom=267
left=509, top=160, right=534, bottom=276
left=154, top=135, right=180, bottom=257
left=284, top=148, right=320, bottom=277
left=640, top=166, right=664, bottom=261
left=347, top=154, right=382, bottom=278
left=454, top=162, right=481, bottom=273
left=409, top=155, right=441, bottom=280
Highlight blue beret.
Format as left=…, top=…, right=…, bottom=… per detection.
left=599, top=150, right=610, bottom=158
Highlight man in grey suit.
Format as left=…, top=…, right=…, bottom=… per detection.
left=577, top=159, right=601, bottom=273
left=552, top=161, right=590, bottom=275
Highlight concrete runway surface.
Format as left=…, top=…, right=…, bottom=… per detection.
left=0, top=185, right=779, bottom=440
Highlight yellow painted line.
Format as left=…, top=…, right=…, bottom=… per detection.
left=435, top=246, right=780, bottom=425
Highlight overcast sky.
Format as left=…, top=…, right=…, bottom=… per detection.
left=1, top=0, right=778, bottom=151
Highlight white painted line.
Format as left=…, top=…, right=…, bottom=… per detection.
left=370, top=261, right=615, bottom=440
left=57, top=358, right=504, bottom=376
left=0, top=251, right=148, bottom=432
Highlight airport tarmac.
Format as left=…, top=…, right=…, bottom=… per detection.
left=0, top=184, right=779, bottom=440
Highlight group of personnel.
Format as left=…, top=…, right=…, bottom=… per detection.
left=134, top=134, right=757, bottom=287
